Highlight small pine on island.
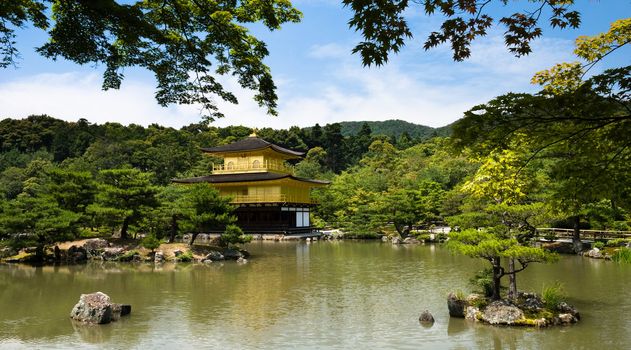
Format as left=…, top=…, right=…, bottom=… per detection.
left=173, top=133, right=329, bottom=234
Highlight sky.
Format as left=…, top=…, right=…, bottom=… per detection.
left=1, top=1, right=629, bottom=129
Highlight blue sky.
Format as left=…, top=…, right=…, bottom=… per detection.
left=1, top=1, right=629, bottom=129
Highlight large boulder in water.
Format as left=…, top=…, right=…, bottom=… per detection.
left=70, top=292, right=131, bottom=324
left=70, top=292, right=113, bottom=324
left=481, top=300, right=525, bottom=325
left=447, top=292, right=467, bottom=318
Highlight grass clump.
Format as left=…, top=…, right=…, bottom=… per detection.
left=611, top=247, right=631, bottom=263
left=178, top=251, right=194, bottom=262
left=606, top=238, right=630, bottom=247
left=542, top=282, right=567, bottom=310
left=118, top=249, right=140, bottom=262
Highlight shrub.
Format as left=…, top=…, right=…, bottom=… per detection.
left=178, top=251, right=194, bottom=262
left=219, top=225, right=252, bottom=247
left=119, top=249, right=139, bottom=262
left=611, top=247, right=631, bottom=264
left=542, top=282, right=567, bottom=310
left=593, top=241, right=605, bottom=250
left=141, top=234, right=161, bottom=252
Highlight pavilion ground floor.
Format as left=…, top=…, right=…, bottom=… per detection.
left=232, top=203, right=318, bottom=234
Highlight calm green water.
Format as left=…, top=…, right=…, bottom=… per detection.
left=1, top=242, right=629, bottom=349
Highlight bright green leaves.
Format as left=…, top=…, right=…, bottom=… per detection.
left=574, top=18, right=631, bottom=62
left=531, top=62, right=583, bottom=95
left=533, top=18, right=631, bottom=95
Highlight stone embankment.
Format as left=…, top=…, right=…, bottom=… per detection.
left=447, top=292, right=580, bottom=328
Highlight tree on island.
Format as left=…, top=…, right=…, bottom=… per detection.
left=87, top=168, right=158, bottom=239
left=448, top=228, right=557, bottom=301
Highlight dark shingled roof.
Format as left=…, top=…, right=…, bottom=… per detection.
left=172, top=172, right=330, bottom=185
left=201, top=137, right=304, bottom=157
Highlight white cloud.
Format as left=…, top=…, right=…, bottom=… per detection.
left=0, top=33, right=576, bottom=130
left=0, top=71, right=203, bottom=128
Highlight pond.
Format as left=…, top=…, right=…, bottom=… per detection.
left=1, top=241, right=629, bottom=349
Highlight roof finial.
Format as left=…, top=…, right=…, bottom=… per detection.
left=249, top=128, right=258, bottom=138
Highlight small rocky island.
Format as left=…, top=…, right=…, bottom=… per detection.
left=70, top=292, right=131, bottom=324
left=447, top=292, right=580, bottom=327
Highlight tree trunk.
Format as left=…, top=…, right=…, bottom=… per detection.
left=394, top=222, right=406, bottom=238
left=491, top=257, right=502, bottom=301
left=189, top=232, right=199, bottom=246
left=120, top=217, right=129, bottom=240
left=35, top=243, right=45, bottom=263
left=169, top=215, right=178, bottom=243
left=572, top=215, right=582, bottom=254
left=508, top=258, right=517, bottom=300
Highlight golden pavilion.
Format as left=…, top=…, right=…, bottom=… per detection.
left=173, top=134, right=329, bottom=234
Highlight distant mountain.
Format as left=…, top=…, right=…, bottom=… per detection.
left=337, top=119, right=452, bottom=140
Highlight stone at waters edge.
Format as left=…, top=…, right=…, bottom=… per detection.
left=70, top=292, right=131, bottom=324
left=447, top=292, right=466, bottom=318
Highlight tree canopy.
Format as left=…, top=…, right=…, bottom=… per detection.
left=1, top=0, right=302, bottom=120
left=343, top=0, right=581, bottom=65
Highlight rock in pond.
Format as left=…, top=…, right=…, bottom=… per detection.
left=419, top=310, right=435, bottom=325
left=205, top=250, right=225, bottom=261
left=585, top=248, right=604, bottom=259
left=223, top=249, right=244, bottom=260
left=447, top=292, right=467, bottom=318
left=70, top=292, right=131, bottom=324
left=403, top=237, right=420, bottom=244
left=481, top=300, right=525, bottom=325
left=154, top=251, right=165, bottom=263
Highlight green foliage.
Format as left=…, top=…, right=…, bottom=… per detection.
left=343, top=0, right=580, bottom=64
left=593, top=241, right=605, bottom=250
left=611, top=248, right=631, bottom=264
left=219, top=224, right=251, bottom=248
left=118, top=249, right=140, bottom=262
left=87, top=168, right=158, bottom=239
left=0, top=193, right=81, bottom=258
left=2, top=1, right=302, bottom=120
left=141, top=234, right=161, bottom=252
left=606, top=238, right=631, bottom=247
left=469, top=268, right=495, bottom=298
left=541, top=282, right=567, bottom=310
left=178, top=251, right=194, bottom=263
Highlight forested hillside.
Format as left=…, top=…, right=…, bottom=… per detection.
left=337, top=119, right=452, bottom=139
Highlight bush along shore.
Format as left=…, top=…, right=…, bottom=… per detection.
left=0, top=238, right=250, bottom=265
